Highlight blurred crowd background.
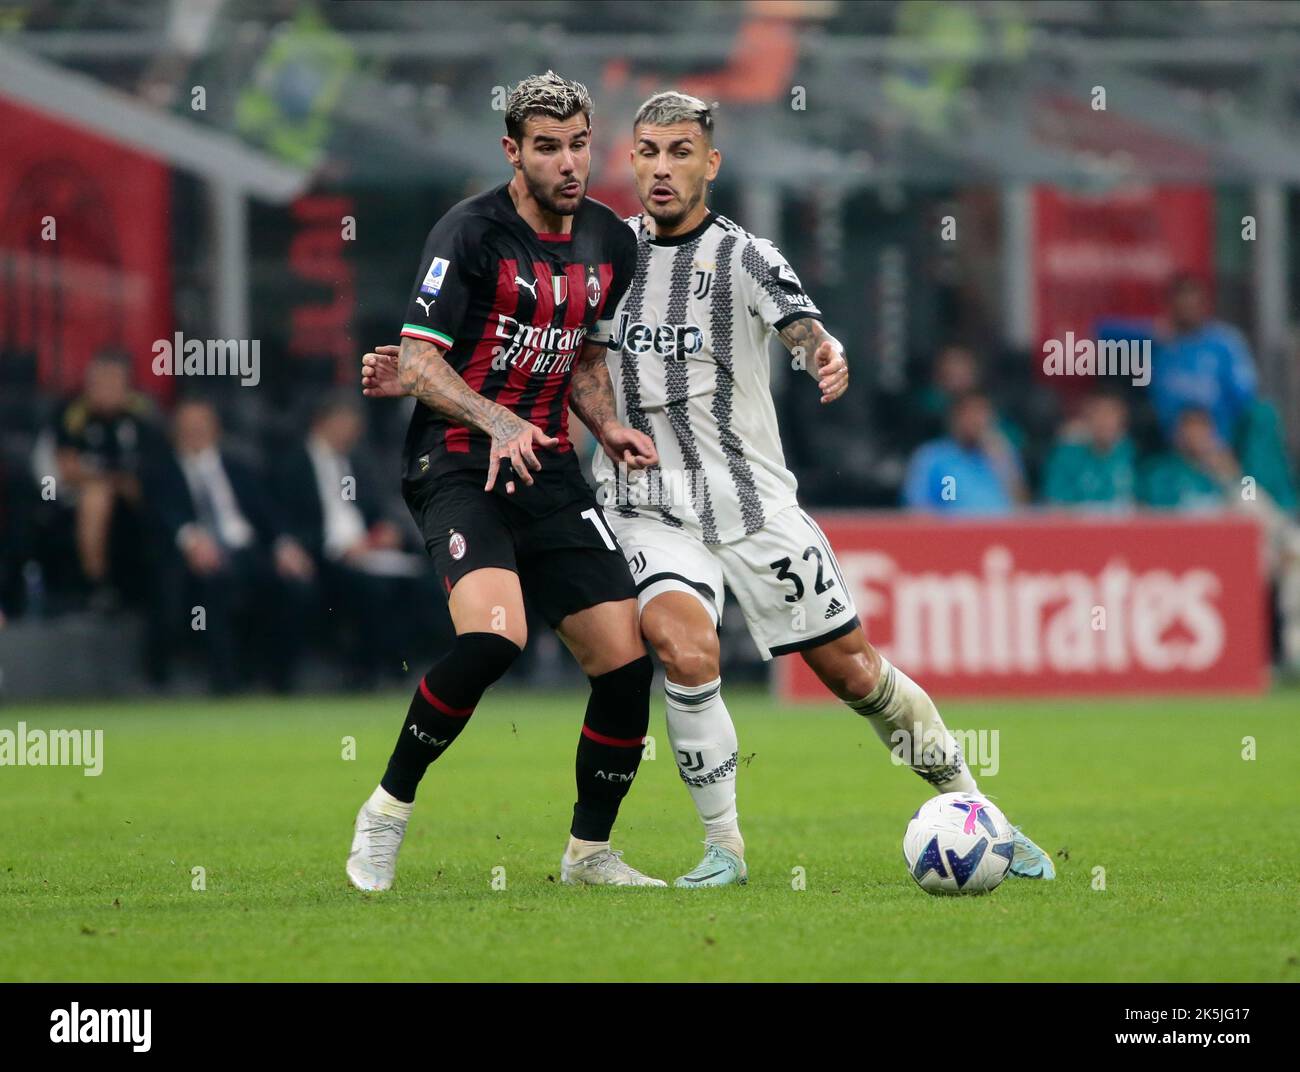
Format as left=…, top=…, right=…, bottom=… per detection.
left=1, top=0, right=1299, bottom=698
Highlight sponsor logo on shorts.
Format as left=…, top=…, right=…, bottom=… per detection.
left=824, top=597, right=847, bottom=619
left=449, top=530, right=467, bottom=560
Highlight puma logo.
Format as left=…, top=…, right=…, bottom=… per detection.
left=514, top=275, right=538, bottom=299
left=415, top=296, right=433, bottom=316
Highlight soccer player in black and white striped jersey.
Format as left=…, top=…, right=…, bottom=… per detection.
left=589, top=91, right=1055, bottom=887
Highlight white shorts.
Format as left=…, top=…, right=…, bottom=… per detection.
left=608, top=506, right=859, bottom=661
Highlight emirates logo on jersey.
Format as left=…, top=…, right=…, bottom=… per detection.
left=492, top=314, right=586, bottom=376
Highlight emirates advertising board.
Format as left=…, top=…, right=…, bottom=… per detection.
left=777, top=514, right=1269, bottom=699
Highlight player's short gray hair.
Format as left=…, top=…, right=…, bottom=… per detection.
left=632, top=91, right=715, bottom=141
left=505, top=71, right=593, bottom=141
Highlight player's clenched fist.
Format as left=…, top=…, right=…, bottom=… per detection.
left=814, top=338, right=849, bottom=404
left=361, top=345, right=404, bottom=398
left=599, top=425, right=658, bottom=470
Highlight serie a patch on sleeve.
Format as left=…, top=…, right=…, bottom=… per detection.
left=420, top=257, right=450, bottom=295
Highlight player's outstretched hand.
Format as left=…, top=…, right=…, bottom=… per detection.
left=486, top=412, right=560, bottom=494
left=601, top=425, right=658, bottom=470
left=814, top=338, right=849, bottom=404
left=362, top=345, right=404, bottom=398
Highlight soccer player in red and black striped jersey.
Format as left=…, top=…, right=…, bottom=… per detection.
left=347, top=72, right=665, bottom=891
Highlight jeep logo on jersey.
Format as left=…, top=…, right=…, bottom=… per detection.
left=608, top=311, right=704, bottom=361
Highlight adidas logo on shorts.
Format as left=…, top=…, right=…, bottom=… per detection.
left=824, top=598, right=846, bottom=620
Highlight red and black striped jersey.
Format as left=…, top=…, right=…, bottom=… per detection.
left=398, top=184, right=636, bottom=483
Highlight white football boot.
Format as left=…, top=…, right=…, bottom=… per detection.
left=560, top=848, right=667, bottom=887
left=674, top=842, right=748, bottom=888
left=346, top=801, right=409, bottom=892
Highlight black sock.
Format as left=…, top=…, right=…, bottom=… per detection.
left=381, top=632, right=520, bottom=802
left=572, top=655, right=653, bottom=841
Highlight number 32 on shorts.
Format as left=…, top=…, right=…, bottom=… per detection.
left=768, top=546, right=835, bottom=603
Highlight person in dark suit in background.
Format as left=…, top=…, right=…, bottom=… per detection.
left=144, top=397, right=314, bottom=694
left=272, top=392, right=429, bottom=689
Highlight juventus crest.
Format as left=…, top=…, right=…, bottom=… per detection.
left=691, top=268, right=713, bottom=299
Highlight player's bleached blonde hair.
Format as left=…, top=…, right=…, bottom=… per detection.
left=504, top=71, right=593, bottom=141
left=632, top=91, right=715, bottom=142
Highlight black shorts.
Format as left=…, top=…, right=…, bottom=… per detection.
left=402, top=461, right=636, bottom=627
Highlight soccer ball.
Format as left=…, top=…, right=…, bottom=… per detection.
left=902, top=793, right=1016, bottom=895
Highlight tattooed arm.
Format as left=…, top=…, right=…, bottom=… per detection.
left=569, top=340, right=621, bottom=443
left=396, top=336, right=557, bottom=492
left=569, top=340, right=657, bottom=468
left=777, top=316, right=849, bottom=404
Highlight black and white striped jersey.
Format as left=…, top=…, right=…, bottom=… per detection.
left=592, top=211, right=822, bottom=545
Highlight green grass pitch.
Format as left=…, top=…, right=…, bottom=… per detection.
left=1, top=686, right=1297, bottom=981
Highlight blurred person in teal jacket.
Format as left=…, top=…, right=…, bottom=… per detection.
left=1042, top=390, right=1136, bottom=511
left=1142, top=407, right=1300, bottom=669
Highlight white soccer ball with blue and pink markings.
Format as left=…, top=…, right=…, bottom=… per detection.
left=902, top=793, right=1016, bottom=895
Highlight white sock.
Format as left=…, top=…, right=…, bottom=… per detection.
left=665, top=676, right=744, bottom=859
left=564, top=835, right=609, bottom=864
left=848, top=656, right=979, bottom=795
left=368, top=785, right=414, bottom=822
